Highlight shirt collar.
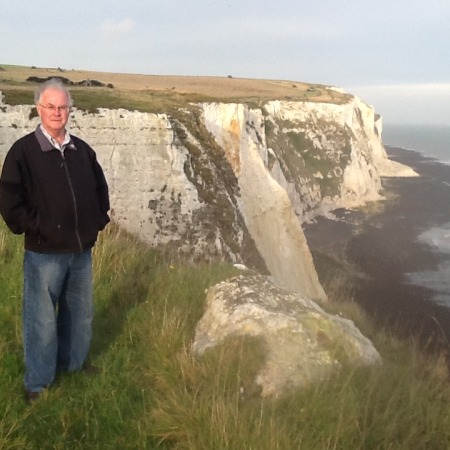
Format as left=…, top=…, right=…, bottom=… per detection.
left=35, top=125, right=77, bottom=152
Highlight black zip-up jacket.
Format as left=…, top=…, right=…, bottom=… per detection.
left=0, top=127, right=110, bottom=253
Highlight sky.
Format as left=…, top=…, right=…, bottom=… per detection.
left=1, top=0, right=450, bottom=126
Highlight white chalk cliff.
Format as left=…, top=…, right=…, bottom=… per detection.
left=0, top=92, right=417, bottom=301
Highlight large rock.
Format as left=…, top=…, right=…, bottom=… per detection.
left=192, top=274, right=382, bottom=397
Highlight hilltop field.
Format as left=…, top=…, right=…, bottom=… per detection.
left=0, top=63, right=350, bottom=108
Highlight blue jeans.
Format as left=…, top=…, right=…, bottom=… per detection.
left=23, top=249, right=94, bottom=393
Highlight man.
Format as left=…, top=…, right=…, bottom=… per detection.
left=0, top=78, right=110, bottom=403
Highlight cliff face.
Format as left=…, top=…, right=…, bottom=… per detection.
left=0, top=92, right=416, bottom=300
left=262, top=96, right=416, bottom=221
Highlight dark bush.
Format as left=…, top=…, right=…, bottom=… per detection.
left=26, top=76, right=72, bottom=85
left=76, top=79, right=105, bottom=87
left=25, top=76, right=113, bottom=89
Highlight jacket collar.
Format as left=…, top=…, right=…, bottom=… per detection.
left=34, top=125, right=77, bottom=152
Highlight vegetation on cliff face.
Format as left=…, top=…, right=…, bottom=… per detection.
left=265, top=116, right=352, bottom=199
left=1, top=220, right=450, bottom=449
left=169, top=107, right=268, bottom=271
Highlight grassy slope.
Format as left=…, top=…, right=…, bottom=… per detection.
left=1, top=222, right=450, bottom=449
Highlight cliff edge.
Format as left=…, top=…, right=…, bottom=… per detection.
left=0, top=89, right=417, bottom=301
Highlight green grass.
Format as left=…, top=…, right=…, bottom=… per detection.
left=1, top=220, right=450, bottom=449
left=0, top=87, right=217, bottom=115
left=0, top=86, right=340, bottom=116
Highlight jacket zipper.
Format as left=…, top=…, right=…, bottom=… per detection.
left=37, top=214, right=40, bottom=245
left=60, top=153, right=83, bottom=252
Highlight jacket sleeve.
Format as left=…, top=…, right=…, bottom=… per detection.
left=92, top=153, right=110, bottom=230
left=0, top=146, right=37, bottom=235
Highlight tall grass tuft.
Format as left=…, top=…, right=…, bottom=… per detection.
left=1, top=219, right=450, bottom=449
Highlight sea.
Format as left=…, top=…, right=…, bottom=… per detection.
left=383, top=124, right=450, bottom=307
left=383, top=124, right=450, bottom=165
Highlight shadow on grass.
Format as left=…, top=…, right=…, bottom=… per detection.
left=90, top=247, right=164, bottom=359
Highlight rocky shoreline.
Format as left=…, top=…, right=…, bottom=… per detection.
left=304, top=146, right=450, bottom=355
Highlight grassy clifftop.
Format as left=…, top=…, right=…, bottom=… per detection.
left=0, top=64, right=351, bottom=113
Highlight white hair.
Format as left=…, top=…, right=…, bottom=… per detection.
left=34, top=78, right=73, bottom=107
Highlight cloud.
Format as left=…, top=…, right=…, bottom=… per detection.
left=349, top=83, right=450, bottom=99
left=100, top=18, right=135, bottom=35
left=346, top=83, right=450, bottom=125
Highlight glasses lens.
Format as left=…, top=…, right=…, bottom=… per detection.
left=41, top=104, right=68, bottom=112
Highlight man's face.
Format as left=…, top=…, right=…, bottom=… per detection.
left=36, top=88, right=70, bottom=137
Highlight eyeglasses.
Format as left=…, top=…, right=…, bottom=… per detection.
left=39, top=104, right=70, bottom=113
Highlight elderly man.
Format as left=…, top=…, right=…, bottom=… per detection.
left=0, top=78, right=110, bottom=403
